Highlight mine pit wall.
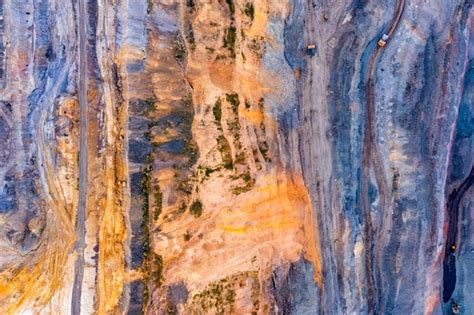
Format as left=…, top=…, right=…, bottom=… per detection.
left=295, top=0, right=473, bottom=314
left=0, top=0, right=79, bottom=312
left=140, top=0, right=322, bottom=313
left=443, top=51, right=474, bottom=312
left=0, top=0, right=5, bottom=88
left=86, top=0, right=130, bottom=313
left=0, top=0, right=469, bottom=313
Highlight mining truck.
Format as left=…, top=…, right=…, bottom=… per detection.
left=378, top=34, right=389, bottom=47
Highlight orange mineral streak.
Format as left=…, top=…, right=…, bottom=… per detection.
left=218, top=173, right=322, bottom=286
left=0, top=96, right=78, bottom=313
left=95, top=56, right=129, bottom=313
left=97, top=198, right=127, bottom=314
left=247, top=0, right=268, bottom=38
left=0, top=214, right=75, bottom=314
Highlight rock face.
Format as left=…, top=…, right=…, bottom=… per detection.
left=0, top=0, right=472, bottom=314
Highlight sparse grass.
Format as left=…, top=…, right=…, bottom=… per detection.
left=151, top=253, right=164, bottom=286
left=184, top=231, right=192, bottom=241
left=259, top=141, right=269, bottom=161
left=182, top=93, right=193, bottom=108
left=140, top=159, right=153, bottom=306
left=244, top=3, right=254, bottom=20
left=227, top=118, right=240, bottom=133
left=186, top=24, right=196, bottom=51
left=213, top=98, right=222, bottom=124
left=153, top=184, right=162, bottom=221
left=174, top=34, right=187, bottom=63
left=217, top=135, right=233, bottom=170
left=191, top=271, right=257, bottom=313
left=206, top=46, right=215, bottom=54
left=226, top=93, right=239, bottom=113
left=178, top=179, right=193, bottom=195
left=144, top=130, right=152, bottom=141
left=143, top=97, right=156, bottom=116
left=231, top=171, right=255, bottom=195
left=190, top=200, right=203, bottom=217
left=248, top=37, right=264, bottom=59
left=226, top=0, right=235, bottom=15
left=198, top=164, right=219, bottom=182
left=224, top=26, right=237, bottom=57
left=147, top=0, right=153, bottom=14
left=235, top=152, right=246, bottom=165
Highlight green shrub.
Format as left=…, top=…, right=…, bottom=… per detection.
left=224, top=26, right=237, bottom=56
left=190, top=200, right=203, bottom=217
left=153, top=184, right=162, bottom=220
left=226, top=93, right=239, bottom=113
left=226, top=0, right=235, bottom=15
left=244, top=3, right=254, bottom=20
left=217, top=135, right=233, bottom=169
left=174, top=34, right=186, bottom=63
left=184, top=232, right=192, bottom=241
left=213, top=98, right=222, bottom=123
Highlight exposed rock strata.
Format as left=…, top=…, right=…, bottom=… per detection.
left=0, top=0, right=471, bottom=314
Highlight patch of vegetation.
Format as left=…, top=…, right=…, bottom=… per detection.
left=145, top=97, right=156, bottom=109
left=184, top=231, right=192, bottom=241
left=186, top=0, right=195, bottom=9
left=198, top=164, right=219, bottom=182
left=147, top=0, right=153, bottom=14
left=224, top=26, right=237, bottom=57
left=206, top=46, right=215, bottom=54
left=204, top=167, right=217, bottom=177
left=166, top=301, right=175, bottom=315
left=174, top=34, right=187, bottom=63
left=244, top=3, right=255, bottom=20
left=248, top=37, right=265, bottom=59
left=245, top=99, right=251, bottom=109
left=178, top=178, right=193, bottom=195
left=227, top=118, right=241, bottom=134
left=151, top=253, right=164, bottom=286
left=226, top=0, right=235, bottom=15
left=140, top=158, right=153, bottom=306
left=153, top=184, right=162, bottom=221
left=392, top=168, right=400, bottom=192
left=190, top=200, right=203, bottom=217
left=217, top=135, right=233, bottom=170
left=231, top=171, right=255, bottom=195
left=226, top=93, right=240, bottom=113
left=235, top=152, right=246, bottom=165
left=225, top=288, right=236, bottom=306
left=190, top=271, right=258, bottom=313
left=144, top=130, right=152, bottom=141
left=179, top=202, right=187, bottom=213
left=186, top=24, right=196, bottom=51
left=213, top=98, right=222, bottom=124
left=184, top=139, right=199, bottom=166
left=258, top=140, right=270, bottom=161
left=143, top=97, right=156, bottom=117
left=182, top=93, right=193, bottom=108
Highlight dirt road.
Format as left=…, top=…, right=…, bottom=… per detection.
left=360, top=0, right=405, bottom=312
left=71, top=0, right=88, bottom=312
